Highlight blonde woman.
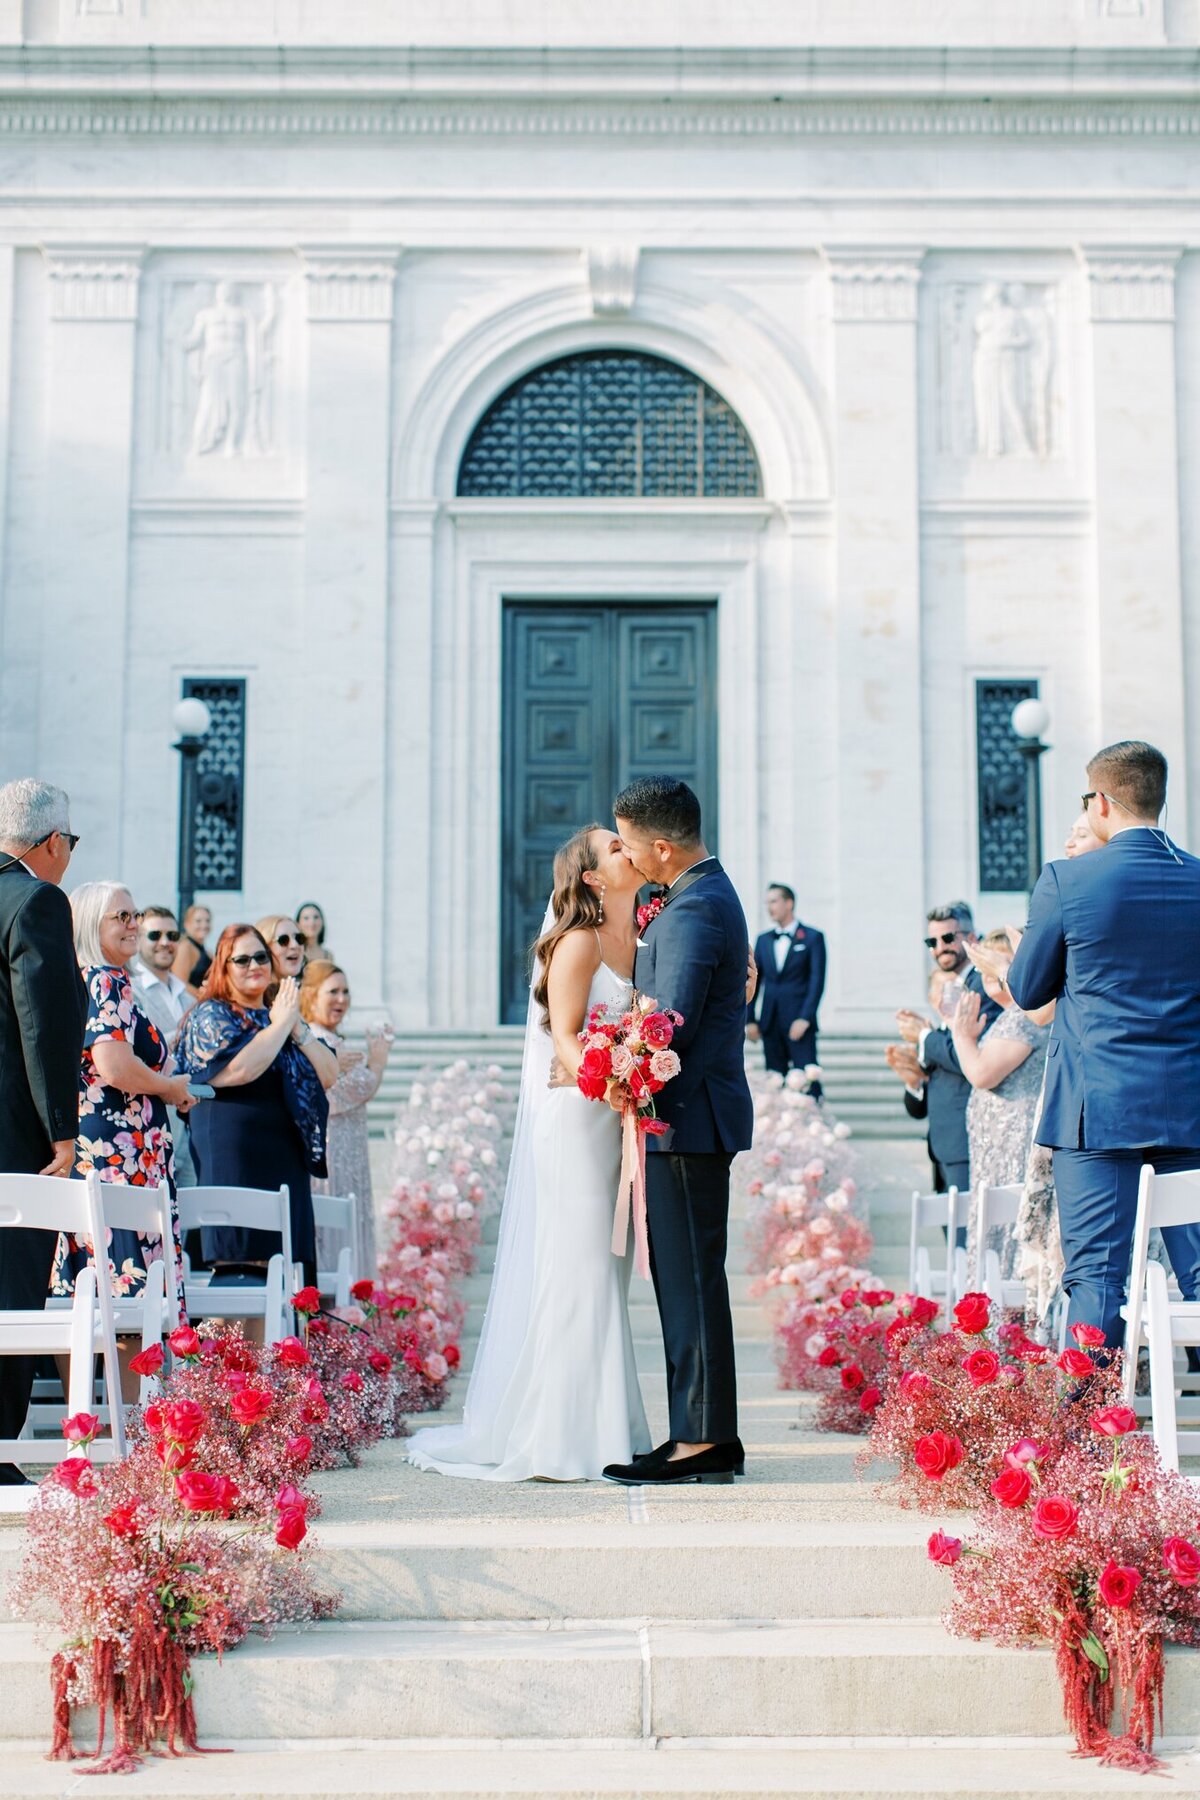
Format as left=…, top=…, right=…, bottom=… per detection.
left=300, top=959, right=391, bottom=1279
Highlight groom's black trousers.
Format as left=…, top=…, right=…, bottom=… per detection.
left=645, top=1151, right=738, bottom=1444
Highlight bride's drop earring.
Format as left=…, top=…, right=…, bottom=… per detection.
left=598, top=884, right=606, bottom=924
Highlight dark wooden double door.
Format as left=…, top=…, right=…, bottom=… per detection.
left=501, top=601, right=717, bottom=1023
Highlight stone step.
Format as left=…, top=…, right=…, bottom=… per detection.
left=6, top=1742, right=1200, bottom=1798
left=7, top=1618, right=1198, bottom=1744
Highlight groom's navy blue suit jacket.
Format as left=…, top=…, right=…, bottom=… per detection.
left=1008, top=827, right=1200, bottom=1151
left=633, top=860, right=754, bottom=1156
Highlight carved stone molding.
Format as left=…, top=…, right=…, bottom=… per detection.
left=1081, top=250, right=1178, bottom=322
left=825, top=252, right=923, bottom=324
left=302, top=252, right=398, bottom=323
left=43, top=248, right=143, bottom=321
left=4, top=101, right=1200, bottom=141
left=585, top=246, right=639, bottom=317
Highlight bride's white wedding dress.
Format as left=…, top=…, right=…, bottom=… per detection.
left=407, top=956, right=651, bottom=1481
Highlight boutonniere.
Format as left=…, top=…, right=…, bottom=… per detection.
left=636, top=893, right=667, bottom=933
left=794, top=928, right=806, bottom=942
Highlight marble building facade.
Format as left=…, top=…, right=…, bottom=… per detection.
left=0, top=0, right=1198, bottom=1030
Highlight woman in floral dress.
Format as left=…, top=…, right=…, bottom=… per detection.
left=51, top=882, right=193, bottom=1312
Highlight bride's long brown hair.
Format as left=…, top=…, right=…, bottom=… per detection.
left=531, top=823, right=605, bottom=1027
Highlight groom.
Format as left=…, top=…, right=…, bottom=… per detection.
left=603, top=776, right=754, bottom=1485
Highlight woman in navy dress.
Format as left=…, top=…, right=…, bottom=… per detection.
left=176, top=923, right=330, bottom=1287
left=52, top=882, right=192, bottom=1312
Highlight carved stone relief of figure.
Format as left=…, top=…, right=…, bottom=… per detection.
left=182, top=281, right=277, bottom=458
left=960, top=280, right=1057, bottom=462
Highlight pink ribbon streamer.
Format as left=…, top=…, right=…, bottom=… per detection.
left=612, top=1107, right=652, bottom=1282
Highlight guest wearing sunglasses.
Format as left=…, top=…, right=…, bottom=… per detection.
left=257, top=914, right=338, bottom=1088
left=132, top=906, right=197, bottom=1186
left=51, top=882, right=191, bottom=1318
left=177, top=924, right=331, bottom=1286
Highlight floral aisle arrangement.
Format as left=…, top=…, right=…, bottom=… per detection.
left=785, top=1288, right=941, bottom=1434
left=376, top=1059, right=515, bottom=1410
left=738, top=1068, right=872, bottom=1387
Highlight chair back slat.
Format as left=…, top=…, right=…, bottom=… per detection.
left=0, top=1173, right=92, bottom=1236
left=312, top=1192, right=354, bottom=1231
left=1124, top=1164, right=1200, bottom=1405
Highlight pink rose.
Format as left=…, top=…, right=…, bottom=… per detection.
left=913, top=1430, right=965, bottom=1481
left=900, top=1370, right=932, bottom=1398
left=1031, top=1494, right=1079, bottom=1541
left=1090, top=1405, right=1138, bottom=1439
left=1070, top=1322, right=1107, bottom=1349
left=229, top=1387, right=273, bottom=1428
left=286, top=1434, right=313, bottom=1463
left=1163, top=1537, right=1200, bottom=1586
left=275, top=1507, right=307, bottom=1550
left=962, top=1348, right=1000, bottom=1387
left=1056, top=1348, right=1094, bottom=1378
left=128, top=1343, right=164, bottom=1377
left=167, top=1325, right=202, bottom=1359
left=927, top=1529, right=963, bottom=1566
left=952, top=1292, right=991, bottom=1335
left=54, top=1457, right=96, bottom=1497
left=275, top=1336, right=310, bottom=1369
left=62, top=1412, right=100, bottom=1446
left=990, top=1465, right=1032, bottom=1508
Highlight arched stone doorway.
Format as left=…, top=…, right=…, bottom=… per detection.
left=454, top=349, right=763, bottom=1020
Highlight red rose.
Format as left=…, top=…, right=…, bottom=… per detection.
left=1097, top=1560, right=1142, bottom=1610
left=403, top=1348, right=423, bottom=1371
left=292, top=1285, right=322, bottom=1315
left=223, top=1370, right=249, bottom=1393
left=368, top=1349, right=393, bottom=1374
left=840, top=1364, right=865, bottom=1391
left=640, top=1012, right=675, bottom=1050
left=839, top=1290, right=859, bottom=1310
left=128, top=1343, right=164, bottom=1377
left=161, top=1398, right=206, bottom=1445
left=905, top=1297, right=939, bottom=1327
left=62, top=1412, right=100, bottom=1445
left=1163, top=1537, right=1200, bottom=1586
left=444, top=1344, right=461, bottom=1368
left=1070, top=1322, right=1107, bottom=1349
left=900, top=1369, right=932, bottom=1398
left=275, top=1507, right=308, bottom=1550
left=990, top=1465, right=1032, bottom=1508
left=54, top=1457, right=96, bottom=1496
left=817, top=1346, right=839, bottom=1369
left=341, top=1370, right=364, bottom=1393
left=392, top=1294, right=418, bottom=1315
left=861, top=1290, right=895, bottom=1309
left=962, top=1348, right=1000, bottom=1387
left=1056, top=1348, right=1095, bottom=1378
left=1090, top=1405, right=1138, bottom=1438
left=1031, top=1494, right=1079, bottom=1541
left=302, top=1392, right=329, bottom=1423
left=275, top=1336, right=311, bottom=1369
left=641, top=1116, right=670, bottom=1135
left=952, top=1292, right=991, bottom=1335
left=175, top=1471, right=237, bottom=1515
left=913, top=1430, right=965, bottom=1481
left=103, top=1501, right=141, bottom=1537
left=350, top=1278, right=376, bottom=1303
left=167, top=1325, right=202, bottom=1359
left=286, top=1434, right=313, bottom=1463
left=927, top=1530, right=963, bottom=1566
left=274, top=1482, right=308, bottom=1515
left=229, top=1387, right=273, bottom=1428
left=859, top=1385, right=882, bottom=1413
left=221, top=1335, right=258, bottom=1371
left=307, top=1317, right=331, bottom=1338
left=1005, top=1438, right=1048, bottom=1469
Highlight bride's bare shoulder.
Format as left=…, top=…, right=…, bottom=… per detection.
left=550, top=926, right=602, bottom=968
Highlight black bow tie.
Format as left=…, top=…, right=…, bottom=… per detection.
left=773, top=929, right=791, bottom=940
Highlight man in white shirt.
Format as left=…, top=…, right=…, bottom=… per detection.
left=131, top=906, right=197, bottom=1185
left=746, top=883, right=827, bottom=1097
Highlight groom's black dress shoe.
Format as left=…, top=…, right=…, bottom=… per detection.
left=602, top=1441, right=742, bottom=1486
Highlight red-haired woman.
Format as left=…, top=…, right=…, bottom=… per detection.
left=176, top=923, right=328, bottom=1286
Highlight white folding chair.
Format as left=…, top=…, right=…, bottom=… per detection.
left=909, top=1187, right=965, bottom=1310
left=1121, top=1166, right=1200, bottom=1450
left=313, top=1191, right=358, bottom=1308
left=0, top=1173, right=126, bottom=1502
left=972, top=1183, right=1026, bottom=1313
left=32, top=1173, right=178, bottom=1422
left=176, top=1185, right=294, bottom=1345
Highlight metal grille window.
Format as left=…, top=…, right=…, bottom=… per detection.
left=976, top=678, right=1039, bottom=892
left=457, top=351, right=762, bottom=499
left=181, top=677, right=246, bottom=890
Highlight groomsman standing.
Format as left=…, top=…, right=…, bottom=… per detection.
left=746, top=884, right=827, bottom=1097
left=1008, top=740, right=1200, bottom=1345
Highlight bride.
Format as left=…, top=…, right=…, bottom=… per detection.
left=407, top=824, right=652, bottom=1481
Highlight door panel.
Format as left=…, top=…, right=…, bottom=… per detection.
left=501, top=602, right=716, bottom=1023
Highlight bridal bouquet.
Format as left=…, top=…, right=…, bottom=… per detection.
left=575, top=994, right=684, bottom=1279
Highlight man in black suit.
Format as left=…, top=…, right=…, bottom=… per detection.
left=886, top=901, right=1001, bottom=1195
left=604, top=777, right=754, bottom=1487
left=746, top=883, right=827, bottom=1098
left=0, top=779, right=87, bottom=1484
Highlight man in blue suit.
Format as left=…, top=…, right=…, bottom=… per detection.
left=746, top=884, right=827, bottom=1097
left=603, top=776, right=754, bottom=1487
left=1008, top=740, right=1200, bottom=1345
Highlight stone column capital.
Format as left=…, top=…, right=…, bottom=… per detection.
left=41, top=246, right=144, bottom=321
left=1078, top=247, right=1181, bottom=322
left=302, top=249, right=400, bottom=322
left=823, top=249, right=925, bottom=324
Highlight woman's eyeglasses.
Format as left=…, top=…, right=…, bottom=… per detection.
left=273, top=934, right=302, bottom=949
left=230, top=951, right=271, bottom=968
left=104, top=910, right=137, bottom=928
left=144, top=928, right=181, bottom=944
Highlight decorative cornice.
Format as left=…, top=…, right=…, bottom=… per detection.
left=825, top=250, right=924, bottom=323
left=2, top=99, right=1200, bottom=141
left=585, top=245, right=639, bottom=316
left=42, top=245, right=142, bottom=320
left=302, top=250, right=398, bottom=322
left=1080, top=247, right=1179, bottom=320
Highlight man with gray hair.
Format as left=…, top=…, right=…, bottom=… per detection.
left=0, top=779, right=87, bottom=1484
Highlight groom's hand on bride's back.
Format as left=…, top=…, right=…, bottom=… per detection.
left=547, top=1055, right=573, bottom=1089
